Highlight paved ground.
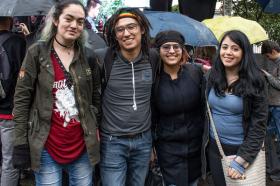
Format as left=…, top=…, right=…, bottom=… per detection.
left=20, top=172, right=280, bottom=186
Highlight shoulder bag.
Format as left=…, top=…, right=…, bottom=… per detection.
left=206, top=101, right=266, bottom=186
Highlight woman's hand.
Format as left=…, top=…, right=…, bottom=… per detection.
left=202, top=64, right=211, bottom=73
left=227, top=156, right=248, bottom=180
left=19, top=23, right=30, bottom=36
left=227, top=167, right=244, bottom=179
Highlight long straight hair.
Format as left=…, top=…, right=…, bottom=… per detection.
left=209, top=30, right=265, bottom=97
left=40, top=0, right=87, bottom=45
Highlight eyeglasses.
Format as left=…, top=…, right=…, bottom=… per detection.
left=115, top=23, right=139, bottom=35
left=160, top=44, right=182, bottom=52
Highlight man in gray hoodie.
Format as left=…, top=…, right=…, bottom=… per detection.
left=96, top=8, right=159, bottom=186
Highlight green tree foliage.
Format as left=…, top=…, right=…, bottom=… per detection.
left=171, top=5, right=179, bottom=12
left=97, top=0, right=124, bottom=22
left=173, top=0, right=279, bottom=43
left=232, top=0, right=280, bottom=43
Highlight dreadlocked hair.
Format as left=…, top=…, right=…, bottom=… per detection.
left=103, top=8, right=151, bottom=55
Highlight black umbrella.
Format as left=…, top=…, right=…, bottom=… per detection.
left=0, top=0, right=57, bottom=16
left=144, top=11, right=218, bottom=47
left=257, top=0, right=280, bottom=13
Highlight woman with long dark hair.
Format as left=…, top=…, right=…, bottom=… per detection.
left=201, top=30, right=268, bottom=185
left=12, top=0, right=101, bottom=185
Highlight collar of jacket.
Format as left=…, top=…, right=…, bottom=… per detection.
left=116, top=50, right=144, bottom=64
left=37, top=38, right=82, bottom=75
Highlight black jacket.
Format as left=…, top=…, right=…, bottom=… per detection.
left=0, top=31, right=26, bottom=115
left=201, top=75, right=268, bottom=179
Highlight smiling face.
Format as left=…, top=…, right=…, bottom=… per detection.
left=220, top=36, right=243, bottom=70
left=53, top=4, right=85, bottom=44
left=160, top=42, right=183, bottom=67
left=114, top=17, right=143, bottom=54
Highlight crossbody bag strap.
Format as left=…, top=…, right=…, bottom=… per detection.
left=206, top=100, right=226, bottom=158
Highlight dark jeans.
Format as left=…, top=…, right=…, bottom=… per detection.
left=268, top=106, right=280, bottom=141
left=100, top=130, right=152, bottom=186
left=266, top=106, right=280, bottom=181
left=207, top=138, right=239, bottom=186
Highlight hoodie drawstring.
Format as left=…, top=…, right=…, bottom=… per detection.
left=131, top=62, right=137, bottom=111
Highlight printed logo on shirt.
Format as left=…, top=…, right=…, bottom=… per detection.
left=142, top=69, right=152, bottom=81
left=53, top=79, right=80, bottom=127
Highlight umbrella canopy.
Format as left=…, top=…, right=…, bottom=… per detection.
left=0, top=0, right=56, bottom=16
left=144, top=11, right=218, bottom=47
left=257, top=0, right=280, bottom=13
left=203, top=16, right=269, bottom=44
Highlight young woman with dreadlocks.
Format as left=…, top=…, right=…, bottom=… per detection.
left=94, top=7, right=160, bottom=186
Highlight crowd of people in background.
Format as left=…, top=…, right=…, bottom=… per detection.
left=0, top=0, right=280, bottom=186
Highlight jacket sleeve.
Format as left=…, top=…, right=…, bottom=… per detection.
left=92, top=59, right=102, bottom=127
left=264, top=72, right=280, bottom=90
left=236, top=89, right=268, bottom=164
left=13, top=46, right=38, bottom=146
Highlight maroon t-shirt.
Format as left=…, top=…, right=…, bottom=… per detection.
left=45, top=52, right=85, bottom=164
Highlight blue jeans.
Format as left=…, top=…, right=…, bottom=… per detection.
left=34, top=149, right=94, bottom=186
left=100, top=130, right=152, bottom=186
left=0, top=119, right=19, bottom=186
left=268, top=106, right=280, bottom=141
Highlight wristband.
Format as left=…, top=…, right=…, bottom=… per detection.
left=230, top=159, right=245, bottom=175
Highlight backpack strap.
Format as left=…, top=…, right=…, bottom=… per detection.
left=94, top=47, right=114, bottom=95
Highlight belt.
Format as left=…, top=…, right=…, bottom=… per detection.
left=117, top=132, right=144, bottom=139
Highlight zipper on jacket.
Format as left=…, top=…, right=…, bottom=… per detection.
left=70, top=65, right=89, bottom=136
left=131, top=62, right=137, bottom=111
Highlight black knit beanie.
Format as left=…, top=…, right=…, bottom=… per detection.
left=154, top=30, right=185, bottom=48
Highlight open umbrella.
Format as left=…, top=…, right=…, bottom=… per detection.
left=144, top=11, right=218, bottom=47
left=257, top=0, right=280, bottom=13
left=0, top=0, right=56, bottom=16
left=203, top=16, right=269, bottom=44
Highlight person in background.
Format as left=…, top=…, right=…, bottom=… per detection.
left=0, top=16, right=26, bottom=186
left=153, top=30, right=205, bottom=186
left=149, top=0, right=217, bottom=22
left=86, top=0, right=101, bottom=33
left=84, top=0, right=106, bottom=50
left=202, top=30, right=268, bottom=185
left=261, top=40, right=280, bottom=181
left=12, top=0, right=101, bottom=185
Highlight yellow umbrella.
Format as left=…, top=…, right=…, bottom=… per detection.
left=203, top=16, right=269, bottom=44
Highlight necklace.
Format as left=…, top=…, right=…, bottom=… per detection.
left=51, top=47, right=73, bottom=89
left=54, top=37, right=74, bottom=55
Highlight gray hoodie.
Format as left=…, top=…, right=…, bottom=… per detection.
left=101, top=51, right=152, bottom=136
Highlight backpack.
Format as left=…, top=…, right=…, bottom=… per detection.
left=0, top=34, right=12, bottom=99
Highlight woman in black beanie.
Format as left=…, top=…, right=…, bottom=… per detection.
left=152, top=30, right=205, bottom=186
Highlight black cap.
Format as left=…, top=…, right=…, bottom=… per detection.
left=154, top=30, right=185, bottom=48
